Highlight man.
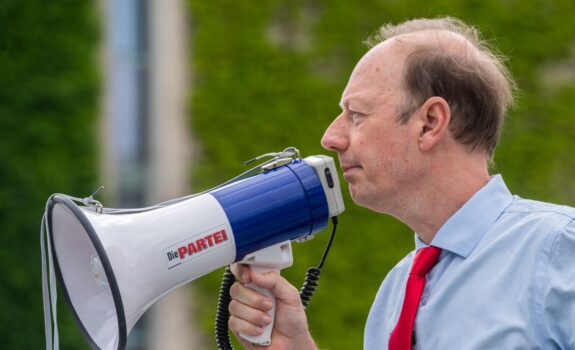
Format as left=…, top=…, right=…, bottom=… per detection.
left=228, top=17, right=575, bottom=349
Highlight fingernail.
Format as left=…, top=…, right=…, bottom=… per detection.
left=262, top=300, right=273, bottom=310
left=262, top=315, right=272, bottom=325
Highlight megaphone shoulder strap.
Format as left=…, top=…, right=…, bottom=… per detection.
left=41, top=202, right=59, bottom=350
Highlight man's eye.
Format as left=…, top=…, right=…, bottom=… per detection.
left=350, top=111, right=365, bottom=122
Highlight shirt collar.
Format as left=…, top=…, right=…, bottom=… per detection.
left=414, top=174, right=514, bottom=258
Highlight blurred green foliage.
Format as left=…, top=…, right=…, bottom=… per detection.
left=0, top=1, right=99, bottom=348
left=188, top=0, right=575, bottom=349
left=2, top=0, right=573, bottom=348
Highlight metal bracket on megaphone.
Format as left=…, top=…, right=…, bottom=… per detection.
left=79, top=146, right=304, bottom=215
left=244, top=146, right=301, bottom=170
left=82, top=186, right=104, bottom=213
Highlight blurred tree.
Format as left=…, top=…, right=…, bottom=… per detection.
left=0, top=1, right=99, bottom=348
left=187, top=0, right=575, bottom=349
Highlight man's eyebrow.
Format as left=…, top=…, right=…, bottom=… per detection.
left=340, top=97, right=371, bottom=111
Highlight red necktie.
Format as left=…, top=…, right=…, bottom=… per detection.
left=388, top=246, right=442, bottom=350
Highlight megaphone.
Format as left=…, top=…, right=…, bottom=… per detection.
left=41, top=148, right=344, bottom=350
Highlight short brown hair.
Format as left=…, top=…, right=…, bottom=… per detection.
left=367, top=17, right=516, bottom=157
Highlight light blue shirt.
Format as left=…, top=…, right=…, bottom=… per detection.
left=364, top=175, right=575, bottom=349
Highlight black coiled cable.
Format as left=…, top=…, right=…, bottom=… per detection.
left=215, top=267, right=235, bottom=350
left=299, top=267, right=320, bottom=309
left=214, top=216, right=338, bottom=349
left=300, top=216, right=338, bottom=309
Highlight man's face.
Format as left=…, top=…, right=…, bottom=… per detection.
left=321, top=40, right=423, bottom=213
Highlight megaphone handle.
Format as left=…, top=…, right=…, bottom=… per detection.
left=237, top=241, right=293, bottom=345
left=240, top=267, right=277, bottom=346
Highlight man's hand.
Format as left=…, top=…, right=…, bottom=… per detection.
left=228, top=264, right=318, bottom=350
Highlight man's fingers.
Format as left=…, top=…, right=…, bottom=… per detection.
left=249, top=270, right=301, bottom=305
left=229, top=299, right=273, bottom=328
left=228, top=315, right=265, bottom=337
left=227, top=267, right=315, bottom=349
left=230, top=263, right=251, bottom=284
left=230, top=264, right=301, bottom=304
left=230, top=282, right=274, bottom=310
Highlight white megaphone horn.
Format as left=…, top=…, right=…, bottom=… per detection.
left=40, top=147, right=344, bottom=350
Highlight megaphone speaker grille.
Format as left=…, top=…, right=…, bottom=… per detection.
left=48, top=195, right=127, bottom=350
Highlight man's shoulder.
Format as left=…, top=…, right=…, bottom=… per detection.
left=503, top=195, right=575, bottom=226
left=490, top=196, right=575, bottom=255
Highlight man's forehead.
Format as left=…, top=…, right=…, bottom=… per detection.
left=358, top=37, right=405, bottom=68
left=348, top=38, right=409, bottom=87
left=339, top=39, right=406, bottom=109
left=340, top=30, right=475, bottom=105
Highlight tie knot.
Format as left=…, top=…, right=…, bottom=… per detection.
left=410, top=246, right=441, bottom=276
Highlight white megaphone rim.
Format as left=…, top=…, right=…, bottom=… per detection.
left=47, top=194, right=127, bottom=350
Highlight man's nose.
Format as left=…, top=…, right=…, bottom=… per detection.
left=321, top=113, right=348, bottom=152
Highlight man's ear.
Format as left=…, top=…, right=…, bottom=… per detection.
left=416, top=96, right=451, bottom=151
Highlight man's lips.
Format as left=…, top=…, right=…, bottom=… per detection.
left=341, top=165, right=361, bottom=177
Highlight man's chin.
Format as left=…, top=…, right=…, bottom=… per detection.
left=348, top=186, right=385, bottom=212
left=348, top=185, right=365, bottom=206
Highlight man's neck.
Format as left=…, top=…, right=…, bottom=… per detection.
left=395, top=155, right=491, bottom=245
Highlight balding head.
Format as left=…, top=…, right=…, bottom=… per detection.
left=366, top=17, right=516, bottom=157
